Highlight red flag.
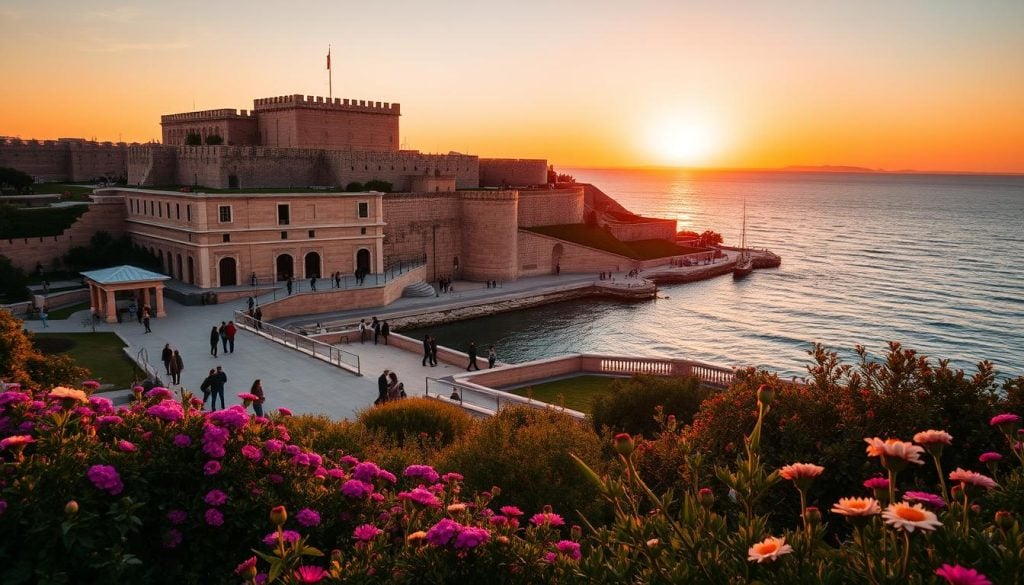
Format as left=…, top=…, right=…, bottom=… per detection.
left=326, top=48, right=331, bottom=70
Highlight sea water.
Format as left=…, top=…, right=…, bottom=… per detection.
left=407, top=169, right=1024, bottom=379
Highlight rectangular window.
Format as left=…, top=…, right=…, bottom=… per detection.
left=308, top=230, right=315, bottom=238
left=176, top=204, right=180, bottom=220
left=158, top=201, right=163, bottom=217
left=281, top=231, right=288, bottom=240
left=357, top=201, right=369, bottom=218
left=187, top=205, right=192, bottom=222
left=219, top=206, right=232, bottom=223
left=166, top=202, right=171, bottom=217
left=277, top=203, right=290, bottom=225
left=361, top=227, right=367, bottom=235
left=222, top=234, right=231, bottom=243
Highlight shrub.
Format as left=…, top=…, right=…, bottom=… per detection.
left=357, top=397, right=472, bottom=446
left=344, top=182, right=364, bottom=192
left=441, top=406, right=606, bottom=520
left=283, top=414, right=380, bottom=456
left=185, top=133, right=202, bottom=145
left=590, top=375, right=711, bottom=437
left=0, top=203, right=89, bottom=239
left=63, top=232, right=161, bottom=272
left=204, top=134, right=223, bottom=145
left=363, top=179, right=393, bottom=193
left=0, top=167, right=33, bottom=193
left=0, top=255, right=30, bottom=302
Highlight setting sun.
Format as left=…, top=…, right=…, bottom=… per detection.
left=647, top=116, right=723, bottom=167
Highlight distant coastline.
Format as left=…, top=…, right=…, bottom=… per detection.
left=564, top=165, right=1024, bottom=177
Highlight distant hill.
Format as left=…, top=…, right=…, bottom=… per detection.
left=780, top=165, right=878, bottom=173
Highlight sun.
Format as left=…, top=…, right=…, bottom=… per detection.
left=648, top=117, right=722, bottom=167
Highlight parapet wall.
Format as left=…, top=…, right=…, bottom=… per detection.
left=516, top=187, right=584, bottom=228
left=479, top=158, right=548, bottom=187
left=0, top=138, right=133, bottom=182
left=253, top=94, right=400, bottom=115
left=517, top=229, right=634, bottom=277
left=604, top=218, right=677, bottom=242
left=0, top=196, right=127, bottom=271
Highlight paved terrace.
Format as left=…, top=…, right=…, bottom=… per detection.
left=18, top=259, right=739, bottom=420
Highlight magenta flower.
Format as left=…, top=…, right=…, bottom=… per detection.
left=235, top=556, right=257, bottom=577
left=293, top=566, right=327, bottom=583
left=376, top=469, right=397, bottom=484
left=172, top=433, right=192, bottom=447
left=935, top=564, right=992, bottom=585
left=238, top=392, right=260, bottom=403
left=862, top=477, right=890, bottom=490
left=205, top=508, right=224, bottom=527
left=269, top=473, right=284, bottom=484
left=530, top=512, right=565, bottom=527
left=442, top=472, right=464, bottom=483
left=990, top=413, right=1021, bottom=428
left=163, top=528, right=183, bottom=549
left=398, top=487, right=441, bottom=508
left=353, top=523, right=382, bottom=541
left=87, top=464, right=123, bottom=495
left=0, top=391, right=30, bottom=406
left=500, top=506, right=524, bottom=517
left=352, top=461, right=382, bottom=482
left=341, top=479, right=374, bottom=498
left=208, top=406, right=249, bottom=430
left=978, top=452, right=1002, bottom=464
left=555, top=540, right=582, bottom=560
left=903, top=491, right=946, bottom=509
left=146, top=387, right=173, bottom=400
left=88, top=395, right=114, bottom=413
left=204, top=460, right=222, bottom=476
left=167, top=509, right=187, bottom=525
left=204, top=489, right=228, bottom=506
left=426, top=518, right=462, bottom=546
left=242, top=445, right=262, bottom=461
left=404, top=464, right=440, bottom=484
left=277, top=407, right=293, bottom=416
left=145, top=399, right=184, bottom=422
left=296, top=508, right=321, bottom=527
left=453, top=526, right=490, bottom=549
left=264, top=439, right=284, bottom=453
left=95, top=415, right=123, bottom=426
left=117, top=440, right=137, bottom=452
left=283, top=444, right=302, bottom=456
left=82, top=380, right=101, bottom=390
left=263, top=530, right=301, bottom=547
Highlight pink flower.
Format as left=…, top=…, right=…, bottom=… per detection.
left=146, top=399, right=183, bottom=422
left=172, top=433, right=192, bottom=447
left=864, top=437, right=925, bottom=466
left=87, top=464, right=123, bottom=495
left=935, top=564, right=992, bottom=585
left=146, top=387, right=173, bottom=400
left=278, top=407, right=293, bottom=417
left=530, top=512, right=565, bottom=527
left=903, top=491, right=946, bottom=509
left=96, top=415, right=123, bottom=426
left=205, top=508, right=224, bottom=527
left=978, top=452, right=1002, bottom=464
left=235, top=556, right=257, bottom=577
left=426, top=518, right=462, bottom=546
left=242, top=445, right=262, bottom=461
left=779, top=462, right=825, bottom=490
left=863, top=477, right=890, bottom=490
left=352, top=461, right=381, bottom=482
left=949, top=468, right=998, bottom=490
left=398, top=487, right=441, bottom=508
left=990, top=413, right=1021, bottom=429
left=293, top=566, right=327, bottom=583
left=264, top=439, right=284, bottom=453
left=238, top=392, right=260, bottom=403
left=207, top=406, right=249, bottom=430
left=296, top=508, right=321, bottom=527
left=353, top=523, right=382, bottom=541
left=404, top=464, right=440, bottom=484
left=204, top=460, right=222, bottom=476
left=163, top=528, right=182, bottom=549
left=82, top=380, right=101, bottom=390
left=0, top=435, right=36, bottom=450
left=263, top=530, right=301, bottom=546
left=167, top=510, right=187, bottom=525
left=341, top=480, right=374, bottom=499
left=882, top=502, right=943, bottom=533
left=442, top=472, right=464, bottom=483
left=913, top=429, right=953, bottom=446
left=453, top=526, right=490, bottom=549
left=204, top=489, right=228, bottom=506
left=747, top=536, right=794, bottom=563
left=117, top=440, right=137, bottom=452
left=500, top=506, right=523, bottom=517
left=555, top=540, right=581, bottom=560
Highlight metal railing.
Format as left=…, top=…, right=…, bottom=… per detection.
left=424, top=377, right=586, bottom=420
left=233, top=311, right=361, bottom=375
left=258, top=254, right=427, bottom=300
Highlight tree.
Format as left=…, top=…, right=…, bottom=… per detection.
left=185, top=133, right=202, bottom=146
left=700, top=230, right=723, bottom=246
left=0, top=167, right=33, bottom=193
left=345, top=182, right=364, bottom=192
left=363, top=179, right=393, bottom=193
left=204, top=134, right=224, bottom=145
left=0, top=255, right=30, bottom=302
left=0, top=310, right=88, bottom=388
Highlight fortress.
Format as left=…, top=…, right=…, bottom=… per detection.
left=1, top=91, right=682, bottom=292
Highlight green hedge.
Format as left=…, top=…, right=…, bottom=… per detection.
left=0, top=203, right=89, bottom=238
left=590, top=375, right=712, bottom=437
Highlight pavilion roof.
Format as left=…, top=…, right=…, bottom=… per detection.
left=81, top=265, right=170, bottom=285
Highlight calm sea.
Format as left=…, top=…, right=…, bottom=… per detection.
left=410, top=169, right=1024, bottom=379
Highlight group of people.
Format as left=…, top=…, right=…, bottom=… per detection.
left=327, top=272, right=345, bottom=288
left=466, top=342, right=498, bottom=371
left=198, top=366, right=230, bottom=411
left=358, top=317, right=391, bottom=344
left=374, top=369, right=407, bottom=404
left=437, top=277, right=455, bottom=293
left=209, top=321, right=237, bottom=357
left=160, top=343, right=186, bottom=385
left=245, top=297, right=264, bottom=330
left=133, top=302, right=153, bottom=333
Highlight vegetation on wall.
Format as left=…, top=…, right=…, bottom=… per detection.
left=345, top=180, right=393, bottom=193
left=0, top=255, right=31, bottom=302
left=185, top=133, right=203, bottom=146
left=204, top=134, right=224, bottom=145
left=62, top=232, right=162, bottom=273
left=0, top=167, right=34, bottom=194
left=0, top=203, right=89, bottom=238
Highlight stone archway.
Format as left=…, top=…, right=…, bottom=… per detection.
left=276, top=254, right=294, bottom=281
left=219, top=257, right=237, bottom=286
left=304, top=252, right=321, bottom=279
left=356, top=249, right=371, bottom=274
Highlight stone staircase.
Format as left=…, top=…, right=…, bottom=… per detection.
left=402, top=281, right=436, bottom=298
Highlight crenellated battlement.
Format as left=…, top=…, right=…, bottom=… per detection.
left=0, top=137, right=136, bottom=148
left=252, top=94, right=400, bottom=115
left=160, top=109, right=256, bottom=123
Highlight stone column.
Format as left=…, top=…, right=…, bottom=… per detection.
left=154, top=285, right=166, bottom=317
left=104, top=289, right=117, bottom=323
left=142, top=287, right=151, bottom=311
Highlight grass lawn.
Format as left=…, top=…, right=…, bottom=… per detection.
left=525, top=225, right=707, bottom=260
left=0, top=203, right=89, bottom=238
left=506, top=375, right=621, bottom=414
left=32, top=332, right=143, bottom=390
left=47, top=302, right=89, bottom=320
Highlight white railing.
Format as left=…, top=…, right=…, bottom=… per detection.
left=233, top=311, right=360, bottom=375
left=424, top=377, right=586, bottom=420
left=598, top=357, right=675, bottom=376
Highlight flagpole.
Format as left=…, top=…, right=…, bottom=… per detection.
left=327, top=45, right=332, bottom=101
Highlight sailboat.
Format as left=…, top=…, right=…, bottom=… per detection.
left=733, top=201, right=753, bottom=280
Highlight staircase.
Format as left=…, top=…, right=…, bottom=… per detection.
left=402, top=281, right=436, bottom=298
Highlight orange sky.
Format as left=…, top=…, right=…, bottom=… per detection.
left=1, top=1, right=1022, bottom=172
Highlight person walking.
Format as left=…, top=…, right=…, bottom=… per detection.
left=386, top=372, right=399, bottom=400
left=200, top=368, right=216, bottom=409
left=376, top=369, right=390, bottom=405
left=467, top=342, right=480, bottom=371
left=209, top=326, right=220, bottom=357
left=422, top=334, right=431, bottom=366
left=488, top=345, right=497, bottom=369
left=372, top=317, right=381, bottom=345
left=429, top=335, right=438, bottom=367
left=225, top=320, right=237, bottom=353
left=310, top=275, right=317, bottom=292
left=358, top=319, right=368, bottom=343
left=219, top=322, right=229, bottom=353
left=335, top=272, right=341, bottom=288
left=39, top=310, right=48, bottom=328
left=169, top=350, right=184, bottom=385
left=142, top=307, right=152, bottom=333
left=247, top=296, right=255, bottom=312
left=381, top=320, right=390, bottom=345
left=210, top=366, right=227, bottom=411
left=161, top=343, right=173, bottom=375
left=254, top=306, right=263, bottom=330
left=249, top=379, right=266, bottom=417
left=286, top=277, right=293, bottom=295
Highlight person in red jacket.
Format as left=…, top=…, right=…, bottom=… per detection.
left=225, top=320, right=237, bottom=353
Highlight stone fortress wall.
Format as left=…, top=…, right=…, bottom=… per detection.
left=478, top=158, right=548, bottom=187
left=0, top=138, right=134, bottom=182
left=0, top=195, right=127, bottom=271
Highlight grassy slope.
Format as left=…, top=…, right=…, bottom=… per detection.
left=32, top=332, right=142, bottom=389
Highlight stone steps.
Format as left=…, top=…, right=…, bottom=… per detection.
left=402, top=281, right=436, bottom=298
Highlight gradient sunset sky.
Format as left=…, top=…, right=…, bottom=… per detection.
left=1, top=1, right=1022, bottom=172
